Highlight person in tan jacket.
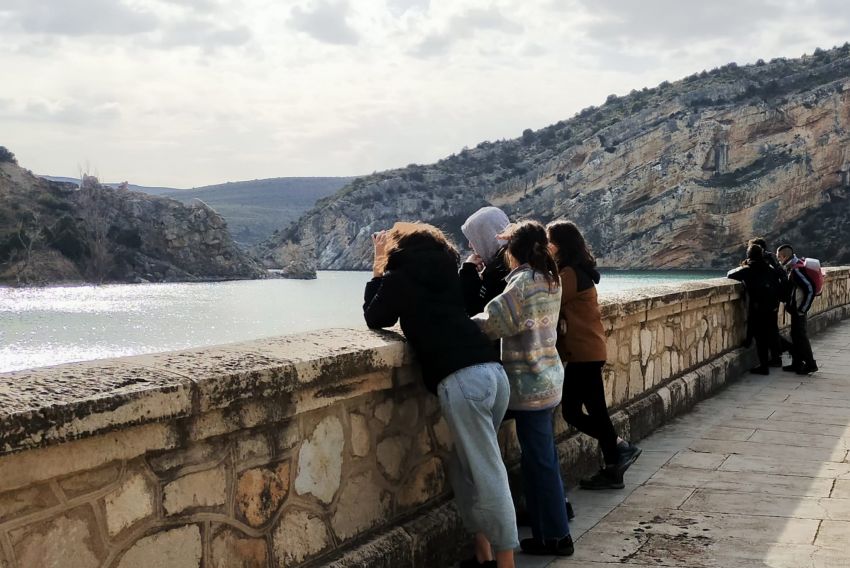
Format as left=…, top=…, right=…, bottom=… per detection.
left=546, top=221, right=641, bottom=490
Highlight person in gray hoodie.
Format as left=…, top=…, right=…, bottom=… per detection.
left=460, top=207, right=512, bottom=315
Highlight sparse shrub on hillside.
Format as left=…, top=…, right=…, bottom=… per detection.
left=522, top=128, right=536, bottom=145
left=0, top=146, right=16, bottom=164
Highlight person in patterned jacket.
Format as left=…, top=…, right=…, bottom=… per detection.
left=472, top=220, right=574, bottom=558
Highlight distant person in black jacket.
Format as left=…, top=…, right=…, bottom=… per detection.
left=363, top=222, right=517, bottom=568
left=776, top=244, right=818, bottom=375
left=727, top=244, right=785, bottom=374
left=749, top=237, right=790, bottom=366
left=459, top=207, right=511, bottom=315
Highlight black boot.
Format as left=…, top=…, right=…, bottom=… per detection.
left=520, top=534, right=574, bottom=556
left=580, top=466, right=624, bottom=490
left=617, top=441, right=642, bottom=474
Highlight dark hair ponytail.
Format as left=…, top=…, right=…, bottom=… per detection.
left=501, top=220, right=559, bottom=288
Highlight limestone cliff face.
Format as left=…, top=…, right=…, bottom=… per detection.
left=261, top=47, right=850, bottom=271
left=0, top=160, right=265, bottom=284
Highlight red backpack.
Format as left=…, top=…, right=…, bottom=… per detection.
left=794, top=257, right=824, bottom=296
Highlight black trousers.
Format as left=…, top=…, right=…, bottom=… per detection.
left=788, top=311, right=814, bottom=366
left=561, top=361, right=619, bottom=466
left=749, top=310, right=781, bottom=367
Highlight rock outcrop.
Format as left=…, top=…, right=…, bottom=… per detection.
left=259, top=45, right=850, bottom=270
left=0, top=158, right=266, bottom=285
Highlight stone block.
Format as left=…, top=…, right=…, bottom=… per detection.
left=10, top=506, right=103, bottom=568
left=116, top=524, right=202, bottom=568
left=0, top=422, right=178, bottom=494
left=640, top=328, right=652, bottom=365
left=645, top=360, right=655, bottom=389
left=662, top=350, right=672, bottom=380
left=235, top=462, right=290, bottom=528
left=664, top=326, right=674, bottom=347
left=403, top=501, right=467, bottom=568
left=163, top=465, right=227, bottom=515
left=628, top=361, right=643, bottom=399
left=653, top=355, right=663, bottom=385
left=331, top=471, right=391, bottom=541
left=630, top=328, right=640, bottom=355
left=274, top=419, right=300, bottom=453
left=235, top=432, right=270, bottom=464
left=58, top=461, right=121, bottom=500
left=349, top=413, right=371, bottom=457
left=147, top=438, right=224, bottom=476
left=104, top=470, right=156, bottom=536
left=415, top=427, right=432, bottom=455
left=323, top=527, right=413, bottom=568
left=293, top=371, right=393, bottom=416
left=210, top=525, right=268, bottom=568
left=618, top=343, right=630, bottom=365
left=432, top=416, right=453, bottom=451
left=396, top=398, right=420, bottom=430
left=374, top=400, right=394, bottom=425
left=294, top=415, right=344, bottom=504
left=377, top=435, right=409, bottom=480
left=0, top=483, right=60, bottom=524
left=273, top=509, right=330, bottom=566
left=398, top=457, right=446, bottom=508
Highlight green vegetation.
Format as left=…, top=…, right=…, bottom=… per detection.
left=0, top=146, right=16, bottom=164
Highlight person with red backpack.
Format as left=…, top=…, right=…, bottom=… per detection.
left=776, top=244, right=819, bottom=375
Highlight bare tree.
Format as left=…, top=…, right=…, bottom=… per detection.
left=5, top=213, right=43, bottom=284
left=76, top=187, right=114, bottom=283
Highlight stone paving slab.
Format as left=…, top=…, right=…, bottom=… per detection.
left=516, top=319, right=850, bottom=567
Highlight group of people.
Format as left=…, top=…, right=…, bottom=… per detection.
left=363, top=207, right=641, bottom=567
left=727, top=239, right=819, bottom=375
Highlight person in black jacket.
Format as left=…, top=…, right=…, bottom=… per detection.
left=749, top=237, right=789, bottom=366
left=776, top=244, right=818, bottom=375
left=459, top=207, right=511, bottom=316
left=363, top=222, right=517, bottom=568
left=727, top=244, right=786, bottom=374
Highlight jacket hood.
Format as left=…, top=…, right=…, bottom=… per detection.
left=461, top=206, right=510, bottom=263
left=571, top=262, right=600, bottom=284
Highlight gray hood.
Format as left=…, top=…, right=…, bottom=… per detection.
left=461, top=206, right=510, bottom=262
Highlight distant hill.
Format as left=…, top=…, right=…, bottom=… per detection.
left=4, top=157, right=265, bottom=285
left=39, top=176, right=355, bottom=245
left=259, top=44, right=850, bottom=271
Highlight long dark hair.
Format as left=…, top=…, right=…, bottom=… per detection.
left=546, top=220, right=596, bottom=270
left=500, top=220, right=559, bottom=287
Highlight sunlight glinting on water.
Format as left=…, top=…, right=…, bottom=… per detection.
left=0, top=270, right=722, bottom=373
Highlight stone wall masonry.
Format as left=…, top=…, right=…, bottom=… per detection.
left=0, top=267, right=848, bottom=567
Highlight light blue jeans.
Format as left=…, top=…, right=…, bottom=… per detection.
left=437, top=362, right=519, bottom=551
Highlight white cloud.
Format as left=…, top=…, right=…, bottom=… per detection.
left=1, top=0, right=848, bottom=187
left=289, top=0, right=360, bottom=45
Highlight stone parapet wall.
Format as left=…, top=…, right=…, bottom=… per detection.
left=1, top=267, right=848, bottom=568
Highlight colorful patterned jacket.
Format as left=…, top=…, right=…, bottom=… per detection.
left=472, top=265, right=564, bottom=410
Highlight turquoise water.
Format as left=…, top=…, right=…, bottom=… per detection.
left=0, top=270, right=722, bottom=373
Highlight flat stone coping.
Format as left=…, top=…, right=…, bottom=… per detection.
left=1, top=268, right=847, bottom=458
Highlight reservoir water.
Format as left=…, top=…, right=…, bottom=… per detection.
left=0, top=270, right=724, bottom=373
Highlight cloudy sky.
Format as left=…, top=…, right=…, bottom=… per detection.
left=1, top=0, right=848, bottom=187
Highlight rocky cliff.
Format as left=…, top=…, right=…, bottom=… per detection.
left=259, top=45, right=850, bottom=271
left=0, top=157, right=266, bottom=285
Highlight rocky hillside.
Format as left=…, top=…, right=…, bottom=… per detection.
left=1, top=154, right=265, bottom=285
left=259, top=45, right=850, bottom=271
left=157, top=177, right=355, bottom=245
left=41, top=176, right=355, bottom=246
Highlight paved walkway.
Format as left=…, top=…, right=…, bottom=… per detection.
left=519, top=319, right=850, bottom=568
